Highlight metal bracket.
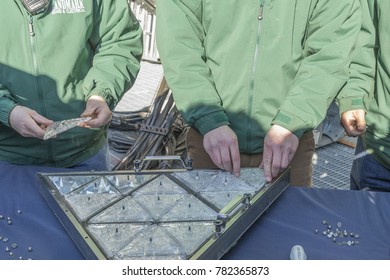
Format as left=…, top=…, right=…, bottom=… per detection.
left=139, top=124, right=169, bottom=136
left=133, top=155, right=193, bottom=172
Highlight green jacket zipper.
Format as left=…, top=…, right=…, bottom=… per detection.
left=28, top=15, right=39, bottom=71
left=27, top=13, right=55, bottom=164
left=247, top=0, right=265, bottom=151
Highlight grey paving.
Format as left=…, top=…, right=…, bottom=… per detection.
left=312, top=142, right=354, bottom=190
left=114, top=61, right=163, bottom=112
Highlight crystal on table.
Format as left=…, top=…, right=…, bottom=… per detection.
left=161, top=194, right=217, bottom=221
left=48, top=175, right=99, bottom=195
left=89, top=196, right=153, bottom=223
left=105, top=173, right=157, bottom=194
left=113, top=225, right=186, bottom=260
left=87, top=223, right=148, bottom=259
left=65, top=177, right=121, bottom=221
left=162, top=222, right=214, bottom=255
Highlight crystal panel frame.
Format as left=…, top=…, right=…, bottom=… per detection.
left=38, top=168, right=289, bottom=260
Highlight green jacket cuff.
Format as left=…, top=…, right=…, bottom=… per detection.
left=337, top=97, right=366, bottom=115
left=193, top=111, right=230, bottom=135
left=0, top=98, right=17, bottom=127
left=272, top=111, right=308, bottom=138
left=85, top=88, right=115, bottom=110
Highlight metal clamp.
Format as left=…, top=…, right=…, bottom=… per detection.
left=139, top=124, right=170, bottom=136
left=213, top=220, right=224, bottom=238
left=219, top=192, right=253, bottom=217
left=133, top=155, right=193, bottom=172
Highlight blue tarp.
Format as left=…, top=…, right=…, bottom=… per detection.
left=1, top=162, right=389, bottom=260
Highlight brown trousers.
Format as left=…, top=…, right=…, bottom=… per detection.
left=186, top=128, right=314, bottom=186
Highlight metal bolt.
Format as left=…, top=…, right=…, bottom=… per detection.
left=214, top=220, right=224, bottom=238
left=244, top=193, right=251, bottom=209
left=133, top=159, right=141, bottom=172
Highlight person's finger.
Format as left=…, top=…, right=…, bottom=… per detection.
left=220, top=146, right=233, bottom=173
left=30, top=111, right=54, bottom=126
left=31, top=126, right=47, bottom=139
left=262, top=148, right=273, bottom=182
left=280, top=150, right=290, bottom=171
left=209, top=148, right=224, bottom=170
left=355, top=113, right=366, bottom=132
left=271, top=150, right=282, bottom=180
left=230, top=144, right=241, bottom=177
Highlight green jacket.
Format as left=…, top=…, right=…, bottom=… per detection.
left=0, top=0, right=143, bottom=167
left=337, top=0, right=376, bottom=115
left=342, top=0, right=390, bottom=168
left=156, top=0, right=361, bottom=154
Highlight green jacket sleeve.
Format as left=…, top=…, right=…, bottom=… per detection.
left=272, top=0, right=361, bottom=138
left=83, top=0, right=143, bottom=110
left=336, top=0, right=376, bottom=114
left=0, top=84, right=17, bottom=127
left=156, top=0, right=229, bottom=135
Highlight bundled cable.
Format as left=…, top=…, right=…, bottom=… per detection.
left=112, top=85, right=188, bottom=171
left=108, top=108, right=149, bottom=153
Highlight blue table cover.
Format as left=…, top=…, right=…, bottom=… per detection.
left=1, top=162, right=389, bottom=260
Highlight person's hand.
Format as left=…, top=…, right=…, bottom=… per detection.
left=340, top=109, right=366, bottom=137
left=80, top=95, right=112, bottom=128
left=203, top=125, right=241, bottom=177
left=9, top=105, right=54, bottom=139
left=261, top=125, right=299, bottom=182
